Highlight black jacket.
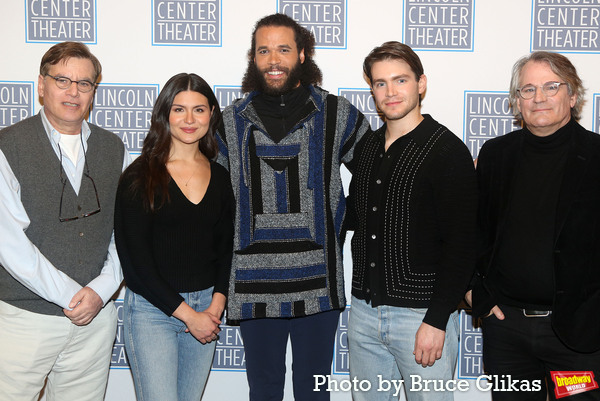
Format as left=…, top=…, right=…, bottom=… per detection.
left=472, top=119, right=600, bottom=353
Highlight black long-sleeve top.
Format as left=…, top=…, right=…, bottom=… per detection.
left=489, top=123, right=570, bottom=309
left=347, top=115, right=477, bottom=330
left=114, top=161, right=234, bottom=316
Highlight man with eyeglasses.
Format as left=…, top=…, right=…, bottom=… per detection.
left=467, top=51, right=600, bottom=400
left=0, top=42, right=128, bottom=401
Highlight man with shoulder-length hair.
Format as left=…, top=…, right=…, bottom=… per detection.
left=216, top=13, right=370, bottom=401
left=468, top=51, right=600, bottom=400
left=0, top=42, right=127, bottom=400
left=346, top=41, right=477, bottom=400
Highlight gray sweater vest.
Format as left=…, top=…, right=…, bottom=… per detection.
left=0, top=114, right=124, bottom=315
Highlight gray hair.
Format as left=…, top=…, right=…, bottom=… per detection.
left=509, top=51, right=585, bottom=121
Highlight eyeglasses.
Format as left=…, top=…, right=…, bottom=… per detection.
left=58, top=142, right=101, bottom=222
left=517, top=81, right=567, bottom=100
left=45, top=73, right=96, bottom=93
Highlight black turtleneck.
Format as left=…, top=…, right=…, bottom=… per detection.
left=492, top=119, right=573, bottom=309
left=252, top=85, right=312, bottom=143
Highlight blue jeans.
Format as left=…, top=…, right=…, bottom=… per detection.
left=348, top=296, right=459, bottom=401
left=124, top=288, right=217, bottom=401
left=240, top=309, right=341, bottom=401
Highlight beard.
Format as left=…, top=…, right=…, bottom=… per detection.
left=250, top=58, right=304, bottom=96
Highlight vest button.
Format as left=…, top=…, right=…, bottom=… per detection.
left=79, top=232, right=84, bottom=237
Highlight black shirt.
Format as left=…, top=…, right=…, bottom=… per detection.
left=252, top=85, right=312, bottom=143
left=492, top=121, right=571, bottom=309
left=115, top=162, right=235, bottom=316
left=348, top=115, right=477, bottom=330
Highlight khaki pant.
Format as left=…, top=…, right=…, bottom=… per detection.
left=0, top=300, right=117, bottom=401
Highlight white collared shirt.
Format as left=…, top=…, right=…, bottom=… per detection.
left=0, top=109, right=130, bottom=309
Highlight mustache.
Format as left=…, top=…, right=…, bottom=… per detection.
left=261, top=66, right=290, bottom=73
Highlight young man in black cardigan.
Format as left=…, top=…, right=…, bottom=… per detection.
left=347, top=41, right=477, bottom=401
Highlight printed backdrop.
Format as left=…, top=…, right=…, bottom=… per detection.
left=1, top=0, right=599, bottom=400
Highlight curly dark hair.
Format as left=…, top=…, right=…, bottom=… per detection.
left=124, top=73, right=222, bottom=211
left=241, top=13, right=322, bottom=93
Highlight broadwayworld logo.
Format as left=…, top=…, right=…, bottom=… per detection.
left=153, top=0, right=221, bottom=46
left=532, top=0, right=600, bottom=53
left=279, top=0, right=347, bottom=48
left=26, top=0, right=96, bottom=43
left=403, top=0, right=474, bottom=51
left=0, top=81, right=34, bottom=129
left=551, top=371, right=599, bottom=398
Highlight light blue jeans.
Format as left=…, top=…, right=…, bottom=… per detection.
left=124, top=288, right=216, bottom=401
left=348, top=296, right=459, bottom=401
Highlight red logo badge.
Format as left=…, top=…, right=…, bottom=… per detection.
left=551, top=371, right=599, bottom=398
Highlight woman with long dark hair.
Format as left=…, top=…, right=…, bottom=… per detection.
left=114, top=73, right=233, bottom=400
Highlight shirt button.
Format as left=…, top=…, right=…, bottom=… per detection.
left=79, top=232, right=84, bottom=237
left=372, top=206, right=378, bottom=212
left=371, top=234, right=376, bottom=240
left=376, top=179, right=382, bottom=184
left=370, top=262, right=376, bottom=268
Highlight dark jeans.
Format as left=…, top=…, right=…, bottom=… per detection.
left=239, top=309, right=341, bottom=401
left=482, top=305, right=600, bottom=401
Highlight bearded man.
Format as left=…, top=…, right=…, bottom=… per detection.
left=216, top=13, right=370, bottom=401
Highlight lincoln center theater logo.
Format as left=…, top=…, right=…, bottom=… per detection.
left=463, top=91, right=520, bottom=159
left=89, top=84, right=158, bottom=155
left=339, top=89, right=384, bottom=131
left=153, top=0, right=221, bottom=46
left=0, top=81, right=34, bottom=129
left=279, top=0, right=347, bottom=48
left=212, top=324, right=246, bottom=370
left=458, top=310, right=483, bottom=379
left=214, top=85, right=243, bottom=110
left=26, top=0, right=96, bottom=43
left=403, top=0, right=474, bottom=51
left=110, top=300, right=129, bottom=368
left=532, top=0, right=600, bottom=52
left=594, top=93, right=600, bottom=133
left=110, top=300, right=247, bottom=370
left=333, top=307, right=349, bottom=374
